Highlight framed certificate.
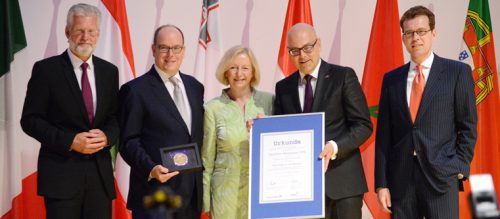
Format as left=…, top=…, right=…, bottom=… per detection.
left=249, top=113, right=325, bottom=219
left=160, top=143, right=202, bottom=173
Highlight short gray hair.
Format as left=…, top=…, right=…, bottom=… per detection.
left=66, top=3, right=101, bottom=29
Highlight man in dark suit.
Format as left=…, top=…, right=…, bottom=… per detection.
left=274, top=23, right=373, bottom=218
left=375, top=6, right=477, bottom=218
left=20, top=3, right=118, bottom=219
left=119, top=25, right=204, bottom=219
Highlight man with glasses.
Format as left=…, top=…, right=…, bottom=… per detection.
left=21, top=3, right=118, bottom=218
left=119, top=24, right=204, bottom=218
left=375, top=6, right=477, bottom=218
left=274, top=23, right=373, bottom=218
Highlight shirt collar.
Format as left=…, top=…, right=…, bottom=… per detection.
left=67, top=49, right=94, bottom=71
left=410, top=52, right=434, bottom=71
left=155, top=64, right=182, bottom=84
left=299, top=59, right=322, bottom=80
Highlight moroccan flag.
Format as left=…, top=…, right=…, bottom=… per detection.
left=194, top=0, right=223, bottom=100
left=458, top=0, right=500, bottom=218
left=0, top=0, right=43, bottom=218
left=95, top=0, right=136, bottom=218
left=360, top=0, right=403, bottom=218
left=274, top=0, right=313, bottom=80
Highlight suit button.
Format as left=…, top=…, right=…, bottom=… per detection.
left=413, top=126, right=417, bottom=129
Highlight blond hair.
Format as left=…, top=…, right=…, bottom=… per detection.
left=215, top=45, right=261, bottom=87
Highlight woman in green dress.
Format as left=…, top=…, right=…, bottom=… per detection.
left=202, top=45, right=273, bottom=218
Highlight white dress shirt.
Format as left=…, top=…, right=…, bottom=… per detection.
left=407, top=53, right=433, bottom=107
left=155, top=65, right=192, bottom=134
left=297, top=60, right=338, bottom=160
left=68, top=49, right=97, bottom=115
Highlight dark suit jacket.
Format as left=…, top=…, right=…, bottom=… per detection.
left=118, top=66, right=204, bottom=212
left=20, top=50, right=119, bottom=199
left=375, top=54, right=477, bottom=199
left=274, top=60, right=373, bottom=200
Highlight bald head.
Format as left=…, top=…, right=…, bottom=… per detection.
left=287, top=23, right=317, bottom=42
left=286, top=23, right=321, bottom=74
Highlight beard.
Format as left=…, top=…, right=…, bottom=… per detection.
left=69, top=40, right=94, bottom=59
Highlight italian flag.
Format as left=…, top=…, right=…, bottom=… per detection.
left=458, top=0, right=500, bottom=218
left=1, top=0, right=44, bottom=218
left=359, top=0, right=403, bottom=218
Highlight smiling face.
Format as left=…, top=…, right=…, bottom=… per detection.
left=225, top=53, right=253, bottom=91
left=152, top=26, right=185, bottom=76
left=402, top=15, right=436, bottom=64
left=65, top=15, right=99, bottom=61
left=287, top=24, right=321, bottom=75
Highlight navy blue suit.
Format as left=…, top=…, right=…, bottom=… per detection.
left=375, top=54, right=477, bottom=218
left=118, top=66, right=204, bottom=216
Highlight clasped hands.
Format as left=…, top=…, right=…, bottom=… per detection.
left=70, top=129, right=109, bottom=154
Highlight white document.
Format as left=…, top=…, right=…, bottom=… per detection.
left=259, top=130, right=314, bottom=203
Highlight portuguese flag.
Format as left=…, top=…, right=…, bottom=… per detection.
left=458, top=0, right=500, bottom=218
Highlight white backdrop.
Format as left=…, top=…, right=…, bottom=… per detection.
left=5, top=0, right=500, bottom=218
left=17, top=0, right=500, bottom=95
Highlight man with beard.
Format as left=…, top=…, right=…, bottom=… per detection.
left=21, top=3, right=118, bottom=218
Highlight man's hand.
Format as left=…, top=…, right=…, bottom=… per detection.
left=319, top=142, right=334, bottom=173
left=89, top=129, right=108, bottom=146
left=150, top=165, right=179, bottom=183
left=70, top=131, right=107, bottom=154
left=376, top=188, right=392, bottom=213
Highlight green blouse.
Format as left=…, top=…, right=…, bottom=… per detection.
left=202, top=89, right=273, bottom=219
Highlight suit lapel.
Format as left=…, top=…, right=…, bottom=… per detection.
left=93, top=57, right=105, bottom=126
left=312, top=61, right=331, bottom=111
left=180, top=73, right=199, bottom=134
left=415, top=55, right=444, bottom=122
left=396, top=63, right=412, bottom=124
left=60, top=51, right=92, bottom=125
left=148, top=67, right=189, bottom=133
left=287, top=72, right=302, bottom=113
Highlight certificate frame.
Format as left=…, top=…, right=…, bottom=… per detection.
left=160, top=143, right=202, bottom=174
left=249, top=113, right=325, bottom=219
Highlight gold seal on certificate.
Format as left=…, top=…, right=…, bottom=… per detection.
left=173, top=153, right=188, bottom=166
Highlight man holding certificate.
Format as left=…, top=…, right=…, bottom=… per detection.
left=273, top=23, right=373, bottom=218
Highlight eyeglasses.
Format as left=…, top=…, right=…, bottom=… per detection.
left=70, top=29, right=99, bottom=37
left=156, top=45, right=184, bottom=54
left=288, top=39, right=318, bottom=56
left=403, top=29, right=431, bottom=38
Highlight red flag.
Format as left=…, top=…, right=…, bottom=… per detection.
left=96, top=0, right=137, bottom=218
left=360, top=0, right=403, bottom=218
left=458, top=1, right=500, bottom=218
left=274, top=0, right=313, bottom=80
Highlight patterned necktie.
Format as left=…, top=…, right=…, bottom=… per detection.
left=81, top=62, right=93, bottom=124
left=410, top=65, right=426, bottom=122
left=303, top=74, right=314, bottom=113
left=169, top=77, right=190, bottom=130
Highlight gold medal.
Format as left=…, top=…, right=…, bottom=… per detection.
left=173, top=153, right=188, bottom=166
